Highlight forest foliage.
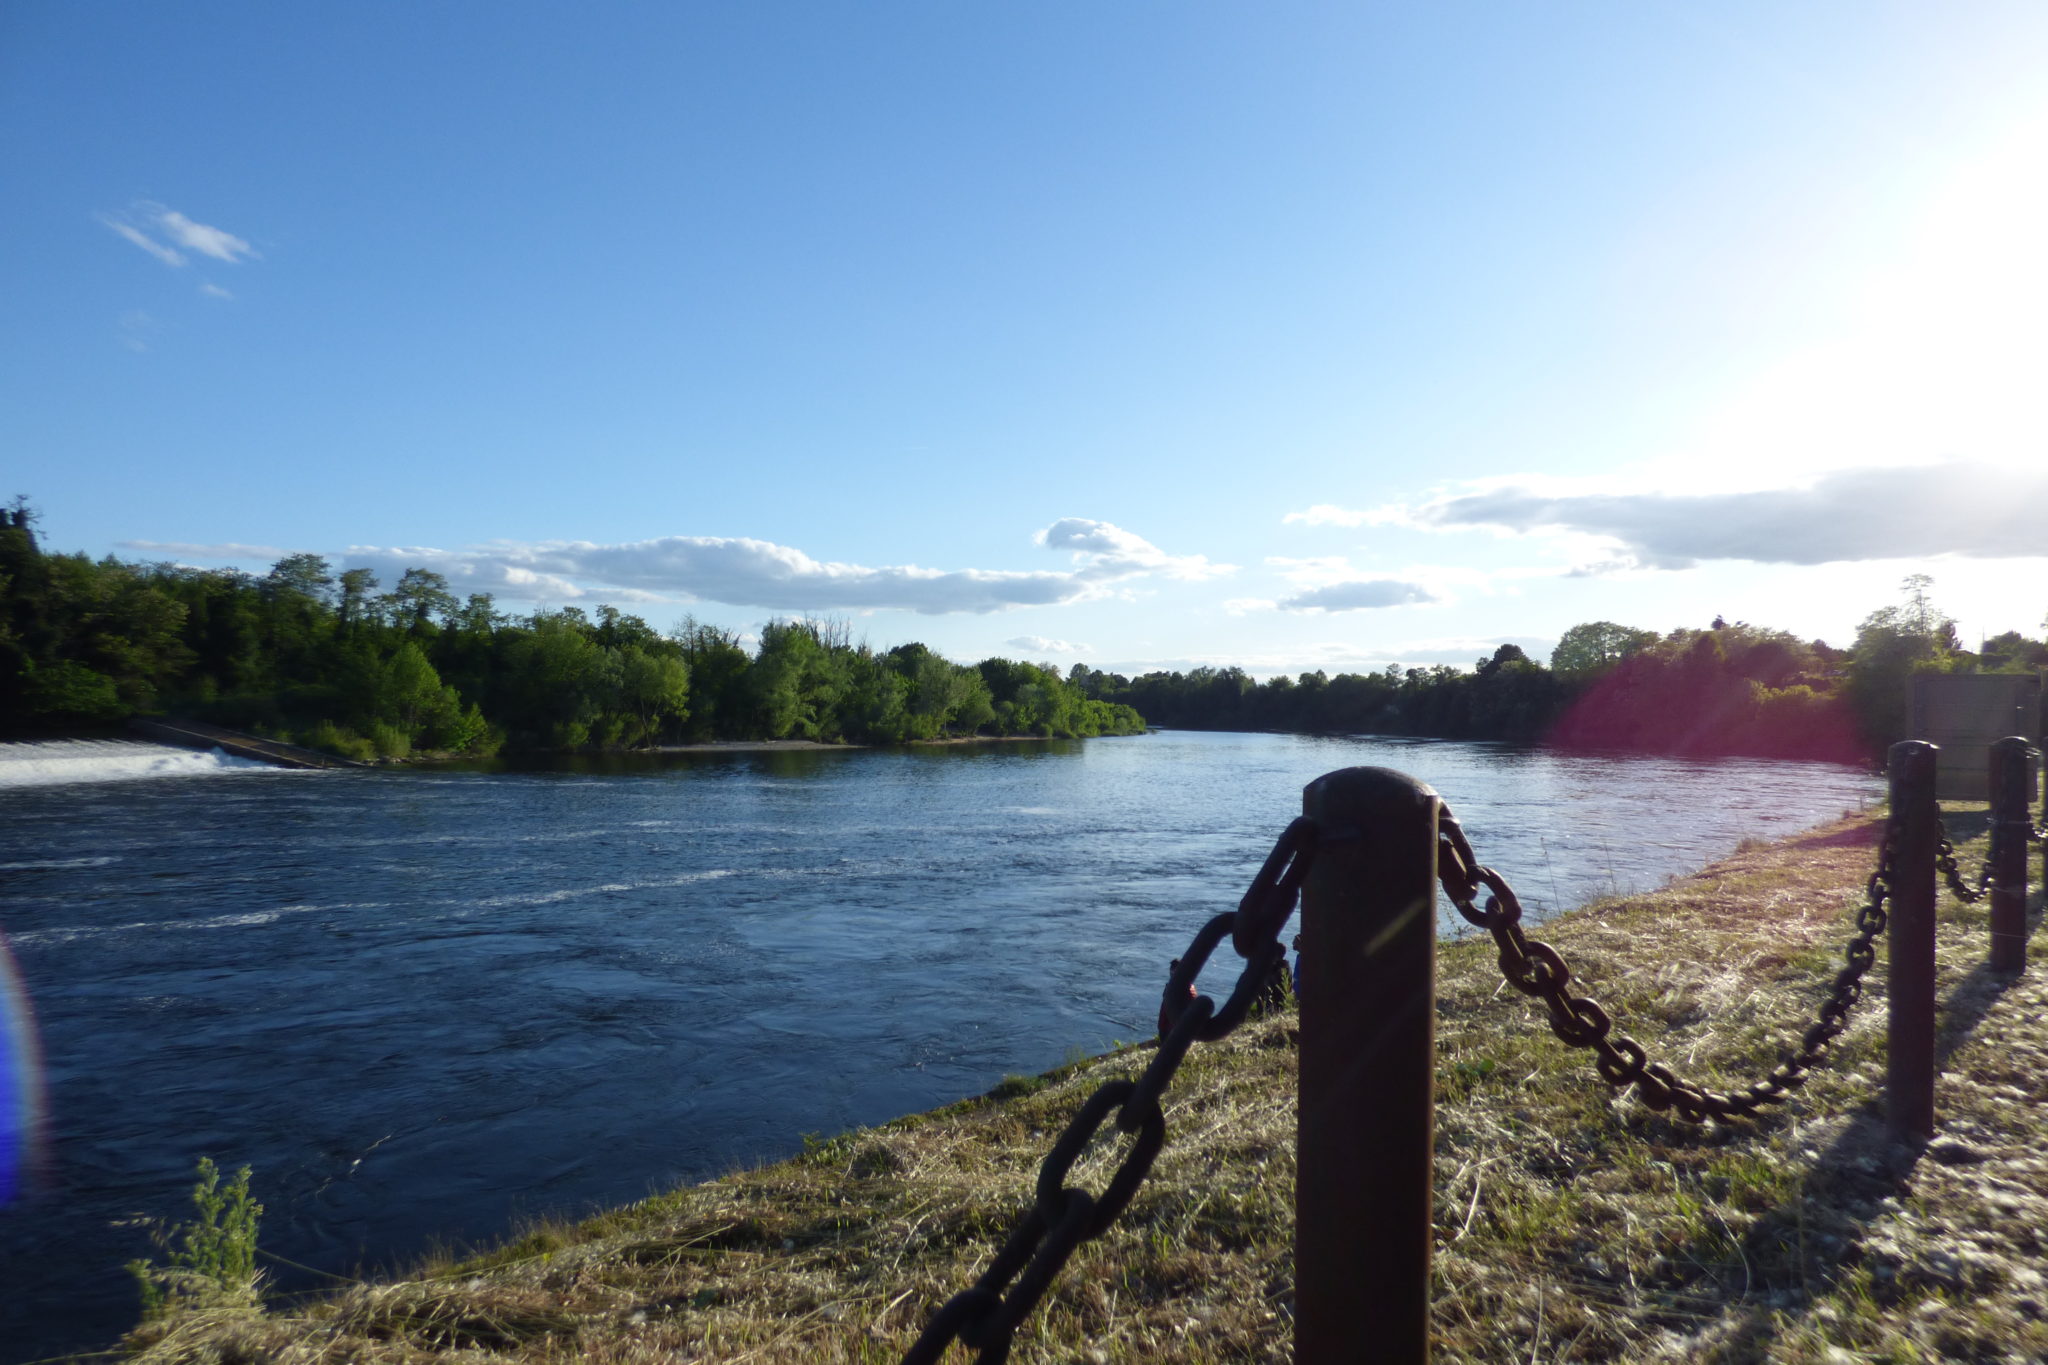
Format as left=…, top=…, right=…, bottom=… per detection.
left=0, top=505, right=1142, bottom=757
left=1075, top=576, right=2045, bottom=763
left=5, top=502, right=2039, bottom=763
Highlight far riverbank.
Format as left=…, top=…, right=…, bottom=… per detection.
left=640, top=732, right=1121, bottom=755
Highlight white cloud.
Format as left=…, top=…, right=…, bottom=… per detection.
left=1035, top=518, right=1235, bottom=581
left=335, top=520, right=1223, bottom=615
left=156, top=208, right=256, bottom=263
left=199, top=282, right=234, bottom=300
left=1266, top=555, right=1359, bottom=586
left=1278, top=579, right=1439, bottom=612
left=1282, top=504, right=1371, bottom=527
left=99, top=202, right=257, bottom=268
left=1005, top=635, right=1091, bottom=655
left=1394, top=462, right=2048, bottom=569
left=100, top=217, right=184, bottom=267
left=1256, top=554, right=1446, bottom=612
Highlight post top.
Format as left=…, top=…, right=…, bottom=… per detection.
left=1303, top=765, right=1440, bottom=813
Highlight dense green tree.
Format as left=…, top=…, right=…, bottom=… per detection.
left=1844, top=575, right=1960, bottom=750
left=336, top=569, right=379, bottom=632
left=672, top=618, right=752, bottom=740
left=1549, top=622, right=1658, bottom=680
left=618, top=646, right=690, bottom=741
left=382, top=568, right=459, bottom=636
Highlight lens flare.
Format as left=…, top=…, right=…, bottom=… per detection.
left=0, top=933, right=49, bottom=1207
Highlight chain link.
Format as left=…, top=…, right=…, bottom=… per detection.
left=1935, top=816, right=1991, bottom=903
left=902, top=818, right=1316, bottom=1365
left=1436, top=805, right=1896, bottom=1124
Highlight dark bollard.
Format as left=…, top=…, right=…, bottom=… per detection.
left=1297, top=767, right=1436, bottom=1365
left=1989, top=736, right=2032, bottom=974
left=1887, top=741, right=1939, bottom=1143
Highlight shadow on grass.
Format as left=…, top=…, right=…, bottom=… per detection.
left=1640, top=883, right=2042, bottom=1363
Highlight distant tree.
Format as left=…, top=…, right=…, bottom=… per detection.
left=1844, top=576, right=1959, bottom=748
left=336, top=569, right=379, bottom=632
left=1549, top=622, right=1657, bottom=680
left=382, top=568, right=459, bottom=635
left=619, top=646, right=690, bottom=741
left=263, top=554, right=334, bottom=606
left=1475, top=643, right=1531, bottom=678
left=1980, top=629, right=2048, bottom=672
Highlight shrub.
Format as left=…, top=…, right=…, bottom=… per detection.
left=127, top=1157, right=263, bottom=1321
left=302, top=719, right=377, bottom=762
left=367, top=720, right=411, bottom=759
left=22, top=660, right=126, bottom=722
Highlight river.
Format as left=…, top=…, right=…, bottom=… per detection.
left=0, top=731, right=1880, bottom=1359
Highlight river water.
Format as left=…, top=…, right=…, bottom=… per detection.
left=0, top=732, right=1880, bottom=1358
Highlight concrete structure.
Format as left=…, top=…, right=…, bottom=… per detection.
left=1907, top=673, right=2042, bottom=799
left=127, top=717, right=364, bottom=769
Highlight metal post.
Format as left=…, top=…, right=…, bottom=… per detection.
left=1887, top=740, right=1938, bottom=1142
left=1297, top=767, right=1436, bottom=1365
left=1990, top=736, right=2032, bottom=974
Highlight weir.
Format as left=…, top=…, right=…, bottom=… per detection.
left=0, top=737, right=280, bottom=788
left=126, top=717, right=362, bottom=770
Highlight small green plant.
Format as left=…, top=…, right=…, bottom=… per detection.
left=302, top=719, right=377, bottom=762
left=366, top=720, right=412, bottom=759
left=128, top=1157, right=264, bottom=1320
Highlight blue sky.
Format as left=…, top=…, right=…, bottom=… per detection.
left=7, top=1, right=2047, bottom=675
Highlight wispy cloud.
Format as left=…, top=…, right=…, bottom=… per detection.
left=116, top=311, right=161, bottom=352
left=1255, top=554, right=1443, bottom=613
left=1278, top=579, right=1439, bottom=612
left=156, top=208, right=256, bottom=262
left=101, top=219, right=185, bottom=267
left=118, top=539, right=292, bottom=562
left=333, top=520, right=1222, bottom=615
left=1282, top=503, right=1385, bottom=528
left=199, top=282, right=234, bottom=300
left=1382, top=462, right=2048, bottom=569
left=1005, top=635, right=1091, bottom=655
left=99, top=202, right=257, bottom=268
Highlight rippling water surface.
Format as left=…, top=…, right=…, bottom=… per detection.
left=0, top=731, right=1880, bottom=1358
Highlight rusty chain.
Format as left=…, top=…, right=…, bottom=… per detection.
left=1935, top=817, right=1992, bottom=903
left=1435, top=804, right=1896, bottom=1124
left=901, top=818, right=1316, bottom=1365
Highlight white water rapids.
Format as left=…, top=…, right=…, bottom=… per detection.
left=0, top=739, right=277, bottom=788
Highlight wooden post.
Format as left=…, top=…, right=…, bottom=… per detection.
left=1297, top=767, right=1436, bottom=1365
left=1887, top=740, right=1938, bottom=1142
left=1989, top=736, right=2031, bottom=974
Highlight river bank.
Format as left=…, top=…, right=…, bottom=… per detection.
left=641, top=733, right=1108, bottom=755
left=119, top=803, right=2045, bottom=1364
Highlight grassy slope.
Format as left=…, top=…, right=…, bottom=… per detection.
left=125, top=806, right=2047, bottom=1364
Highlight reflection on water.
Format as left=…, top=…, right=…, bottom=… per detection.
left=0, top=730, right=1879, bottom=1360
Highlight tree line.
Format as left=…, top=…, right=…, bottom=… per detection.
left=7, top=500, right=2038, bottom=764
left=0, top=504, right=1144, bottom=757
left=1068, top=576, right=2046, bottom=763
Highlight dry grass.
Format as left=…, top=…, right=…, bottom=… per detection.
left=121, top=805, right=2048, bottom=1364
